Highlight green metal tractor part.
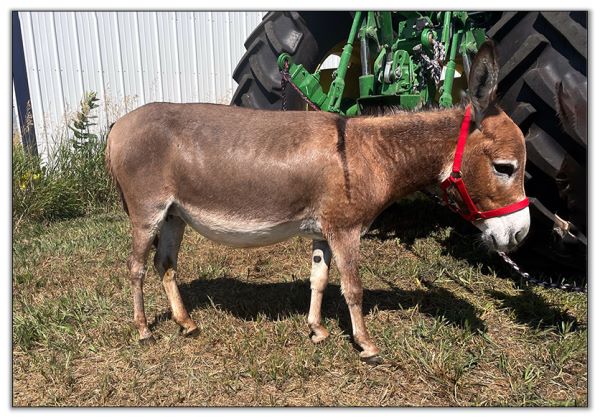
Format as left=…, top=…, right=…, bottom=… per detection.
left=277, top=12, right=486, bottom=115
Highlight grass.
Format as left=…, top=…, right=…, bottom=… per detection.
left=12, top=197, right=587, bottom=406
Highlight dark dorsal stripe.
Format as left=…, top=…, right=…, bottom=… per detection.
left=336, top=116, right=352, bottom=201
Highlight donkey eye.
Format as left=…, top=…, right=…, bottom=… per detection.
left=493, top=162, right=516, bottom=177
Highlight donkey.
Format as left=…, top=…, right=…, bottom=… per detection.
left=106, top=41, right=529, bottom=363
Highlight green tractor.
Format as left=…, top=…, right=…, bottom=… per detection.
left=231, top=11, right=587, bottom=273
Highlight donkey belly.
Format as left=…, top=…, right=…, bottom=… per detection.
left=172, top=204, right=323, bottom=248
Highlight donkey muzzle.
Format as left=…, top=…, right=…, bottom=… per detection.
left=474, top=207, right=531, bottom=252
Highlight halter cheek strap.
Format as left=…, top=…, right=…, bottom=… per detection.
left=440, top=105, right=529, bottom=222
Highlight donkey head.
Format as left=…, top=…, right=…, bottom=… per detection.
left=451, top=40, right=530, bottom=252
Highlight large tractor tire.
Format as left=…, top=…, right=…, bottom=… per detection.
left=487, top=12, right=587, bottom=271
left=231, top=11, right=587, bottom=272
left=231, top=12, right=352, bottom=110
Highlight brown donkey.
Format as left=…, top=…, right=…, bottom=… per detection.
left=106, top=41, right=529, bottom=363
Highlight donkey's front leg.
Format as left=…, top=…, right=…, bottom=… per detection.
left=329, top=229, right=382, bottom=363
left=308, top=240, right=332, bottom=343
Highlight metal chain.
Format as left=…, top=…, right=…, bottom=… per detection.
left=420, top=189, right=586, bottom=293
left=281, top=60, right=288, bottom=111
left=414, top=37, right=446, bottom=89
left=496, top=251, right=586, bottom=293
left=280, top=60, right=321, bottom=112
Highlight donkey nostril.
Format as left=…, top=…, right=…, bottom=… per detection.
left=515, top=230, right=526, bottom=243
left=491, top=235, right=498, bottom=248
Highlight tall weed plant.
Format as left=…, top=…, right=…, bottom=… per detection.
left=13, top=92, right=117, bottom=228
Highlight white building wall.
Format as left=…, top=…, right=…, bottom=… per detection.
left=12, top=81, right=20, bottom=139
left=18, top=11, right=266, bottom=158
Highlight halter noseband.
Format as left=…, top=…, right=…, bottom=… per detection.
left=440, top=105, right=529, bottom=222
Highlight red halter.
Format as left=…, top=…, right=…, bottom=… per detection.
left=440, top=105, right=529, bottom=222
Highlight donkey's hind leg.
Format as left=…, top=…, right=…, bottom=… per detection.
left=308, top=240, right=332, bottom=343
left=128, top=226, right=157, bottom=344
left=154, top=215, right=199, bottom=337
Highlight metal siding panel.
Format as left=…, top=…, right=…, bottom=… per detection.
left=321, top=54, right=341, bottom=69
left=153, top=12, right=165, bottom=101
left=64, top=12, right=101, bottom=138
left=33, top=12, right=65, bottom=154
left=132, top=12, right=146, bottom=104
left=67, top=13, right=100, bottom=139
left=92, top=12, right=108, bottom=127
left=230, top=12, right=248, bottom=68
left=196, top=12, right=216, bottom=103
left=194, top=12, right=208, bottom=102
left=166, top=12, right=177, bottom=101
left=70, top=12, right=85, bottom=95
left=117, top=12, right=142, bottom=110
left=157, top=12, right=174, bottom=101
left=157, top=12, right=178, bottom=102
left=112, top=12, right=127, bottom=111
left=96, top=13, right=116, bottom=103
left=76, top=13, right=92, bottom=88
left=19, top=10, right=270, bottom=160
left=54, top=11, right=79, bottom=114
left=189, top=12, right=200, bottom=102
left=97, top=11, right=127, bottom=121
left=138, top=12, right=161, bottom=102
left=246, top=12, right=264, bottom=35
left=40, top=11, right=58, bottom=155
left=19, top=11, right=47, bottom=151
left=156, top=13, right=168, bottom=100
left=13, top=81, right=21, bottom=137
left=115, top=13, right=132, bottom=109
left=225, top=12, right=234, bottom=99
left=149, top=11, right=164, bottom=102
left=172, top=12, right=183, bottom=102
left=77, top=12, right=108, bottom=129
left=48, top=12, right=68, bottom=144
left=212, top=12, right=230, bottom=103
left=176, top=11, right=197, bottom=102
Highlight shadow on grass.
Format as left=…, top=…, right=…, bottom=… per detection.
left=366, top=194, right=463, bottom=247
left=438, top=222, right=587, bottom=282
left=486, top=288, right=579, bottom=331
left=361, top=195, right=585, bottom=334
left=367, top=195, right=499, bottom=274
left=370, top=194, right=586, bottom=285
left=157, top=275, right=486, bottom=336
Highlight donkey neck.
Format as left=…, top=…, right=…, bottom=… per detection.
left=348, top=107, right=466, bottom=200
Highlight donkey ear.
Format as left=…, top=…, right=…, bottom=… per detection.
left=468, top=40, right=499, bottom=126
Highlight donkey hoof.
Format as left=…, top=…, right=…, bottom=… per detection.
left=309, top=325, right=330, bottom=344
left=182, top=327, right=200, bottom=338
left=360, top=354, right=385, bottom=366
left=310, top=333, right=329, bottom=344
left=139, top=335, right=156, bottom=346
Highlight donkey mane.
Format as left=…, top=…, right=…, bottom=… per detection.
left=359, top=103, right=467, bottom=117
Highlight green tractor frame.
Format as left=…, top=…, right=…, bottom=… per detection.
left=232, top=11, right=587, bottom=274
left=277, top=11, right=486, bottom=114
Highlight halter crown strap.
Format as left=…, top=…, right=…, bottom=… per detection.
left=441, top=105, right=529, bottom=222
left=452, top=104, right=472, bottom=174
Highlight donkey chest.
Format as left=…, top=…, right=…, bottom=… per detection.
left=171, top=204, right=323, bottom=247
